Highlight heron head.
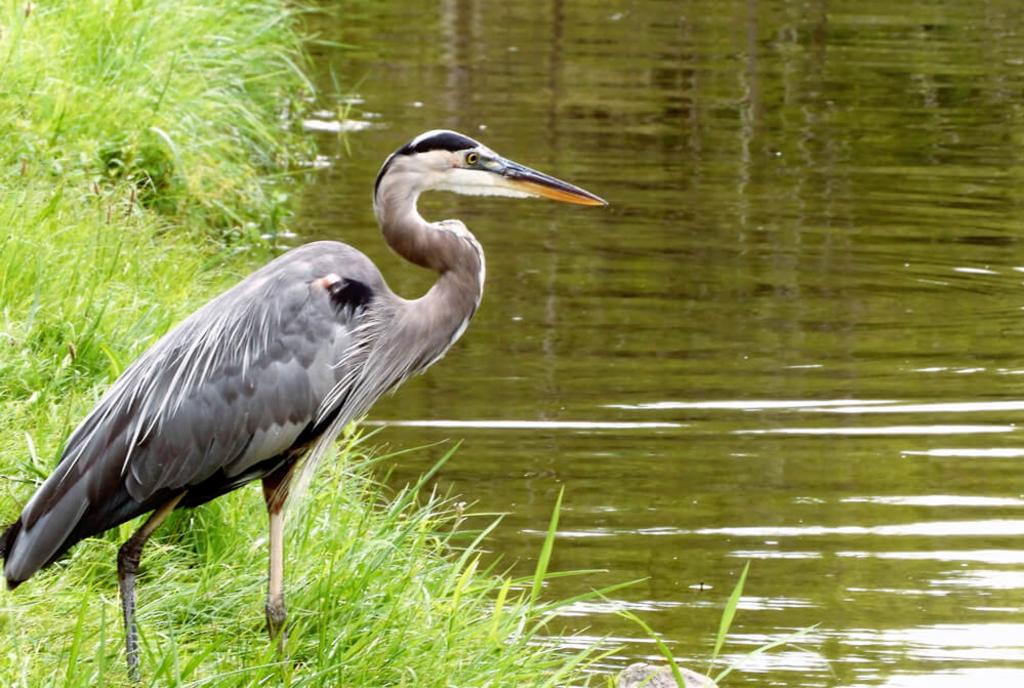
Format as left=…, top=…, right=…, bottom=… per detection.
left=374, top=129, right=606, bottom=207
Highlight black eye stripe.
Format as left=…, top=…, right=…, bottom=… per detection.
left=400, top=131, right=479, bottom=156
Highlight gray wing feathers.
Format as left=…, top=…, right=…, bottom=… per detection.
left=294, top=301, right=442, bottom=499
left=10, top=242, right=386, bottom=581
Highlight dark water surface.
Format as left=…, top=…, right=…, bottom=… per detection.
left=298, top=2, right=1024, bottom=685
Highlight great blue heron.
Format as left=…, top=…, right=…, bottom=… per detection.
left=0, top=129, right=604, bottom=678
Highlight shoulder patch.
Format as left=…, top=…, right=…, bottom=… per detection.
left=327, top=277, right=374, bottom=315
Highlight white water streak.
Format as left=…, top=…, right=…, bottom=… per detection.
left=367, top=419, right=685, bottom=430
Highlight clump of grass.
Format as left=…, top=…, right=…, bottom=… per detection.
left=1, top=0, right=313, bottom=243
left=0, top=437, right=601, bottom=686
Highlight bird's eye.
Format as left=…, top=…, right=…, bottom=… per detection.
left=466, top=152, right=479, bottom=165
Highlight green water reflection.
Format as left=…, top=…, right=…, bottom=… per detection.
left=298, top=1, right=1024, bottom=685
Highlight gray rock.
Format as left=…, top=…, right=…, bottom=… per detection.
left=616, top=662, right=720, bottom=688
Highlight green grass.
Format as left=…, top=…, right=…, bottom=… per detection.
left=0, top=1, right=599, bottom=685
left=1, top=435, right=601, bottom=687
left=1, top=0, right=310, bottom=240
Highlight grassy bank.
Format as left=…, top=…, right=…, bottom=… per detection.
left=0, top=1, right=595, bottom=685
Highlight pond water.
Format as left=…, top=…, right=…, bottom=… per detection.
left=298, top=2, right=1024, bottom=686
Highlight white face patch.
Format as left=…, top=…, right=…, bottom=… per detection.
left=432, top=167, right=536, bottom=198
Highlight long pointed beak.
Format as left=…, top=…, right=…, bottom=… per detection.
left=499, top=159, right=607, bottom=206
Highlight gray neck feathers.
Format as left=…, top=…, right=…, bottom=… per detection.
left=374, top=167, right=485, bottom=364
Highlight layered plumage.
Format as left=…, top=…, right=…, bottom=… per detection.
left=3, top=242, right=398, bottom=584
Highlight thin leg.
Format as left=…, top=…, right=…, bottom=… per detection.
left=118, top=492, right=185, bottom=682
left=262, top=462, right=297, bottom=649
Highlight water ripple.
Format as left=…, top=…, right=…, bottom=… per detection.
left=368, top=419, right=685, bottom=430
left=807, top=400, right=1024, bottom=414
left=902, top=448, right=1024, bottom=458
left=735, top=425, right=1015, bottom=436
left=842, top=495, right=1024, bottom=507
left=608, top=399, right=895, bottom=411
left=838, top=550, right=1024, bottom=564
left=695, top=520, right=1024, bottom=537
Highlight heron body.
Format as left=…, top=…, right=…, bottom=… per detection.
left=4, top=242, right=401, bottom=580
left=0, top=129, right=604, bottom=678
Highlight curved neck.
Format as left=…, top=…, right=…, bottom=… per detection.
left=375, top=181, right=445, bottom=272
left=374, top=173, right=485, bottom=346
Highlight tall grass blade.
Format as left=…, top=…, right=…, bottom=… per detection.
left=489, top=576, right=512, bottom=642
left=400, top=441, right=460, bottom=506
left=617, top=609, right=688, bottom=687
left=63, top=597, right=89, bottom=683
left=713, top=625, right=820, bottom=683
left=711, top=560, right=749, bottom=669
left=530, top=485, right=563, bottom=607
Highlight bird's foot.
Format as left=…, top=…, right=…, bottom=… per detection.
left=266, top=598, right=288, bottom=653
